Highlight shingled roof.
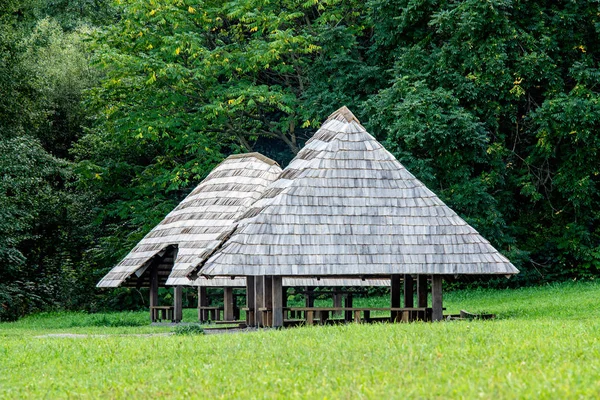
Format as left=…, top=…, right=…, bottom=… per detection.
left=199, top=107, right=519, bottom=277
left=97, top=153, right=282, bottom=288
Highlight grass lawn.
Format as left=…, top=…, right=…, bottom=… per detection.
left=1, top=281, right=600, bottom=398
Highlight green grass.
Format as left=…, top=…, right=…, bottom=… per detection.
left=1, top=281, right=600, bottom=398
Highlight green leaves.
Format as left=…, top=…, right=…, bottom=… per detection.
left=366, top=0, right=600, bottom=279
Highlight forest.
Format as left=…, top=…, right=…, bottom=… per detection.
left=1, top=0, right=599, bottom=321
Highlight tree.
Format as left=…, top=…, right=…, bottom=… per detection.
left=366, top=0, right=600, bottom=279
left=0, top=0, right=102, bottom=319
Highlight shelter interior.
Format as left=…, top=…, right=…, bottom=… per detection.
left=141, top=245, right=445, bottom=327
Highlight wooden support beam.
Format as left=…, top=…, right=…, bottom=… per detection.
left=149, top=265, right=159, bottom=322
left=404, top=275, right=414, bottom=308
left=173, top=286, right=183, bottom=323
left=282, top=286, right=288, bottom=308
left=417, top=275, right=428, bottom=308
left=255, top=276, right=264, bottom=327
left=263, top=276, right=273, bottom=327
left=198, top=287, right=208, bottom=322
left=305, top=286, right=314, bottom=307
left=246, top=276, right=255, bottom=327
left=306, top=310, right=314, bottom=325
left=223, top=287, right=234, bottom=321
left=432, top=275, right=443, bottom=321
left=344, top=293, right=353, bottom=322
left=319, top=310, right=329, bottom=325
left=333, top=291, right=343, bottom=316
left=272, top=276, right=283, bottom=328
left=390, top=274, right=401, bottom=322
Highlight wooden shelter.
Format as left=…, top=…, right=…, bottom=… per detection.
left=96, top=153, right=282, bottom=322
left=198, top=106, right=519, bottom=327
left=97, top=150, right=390, bottom=324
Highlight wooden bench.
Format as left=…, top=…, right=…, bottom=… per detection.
left=151, top=306, right=174, bottom=322
left=282, top=307, right=434, bottom=325
left=198, top=306, right=223, bottom=322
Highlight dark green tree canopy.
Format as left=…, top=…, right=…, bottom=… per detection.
left=3, top=0, right=600, bottom=319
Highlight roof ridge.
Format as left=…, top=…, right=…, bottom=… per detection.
left=226, top=152, right=280, bottom=167
left=326, top=106, right=362, bottom=125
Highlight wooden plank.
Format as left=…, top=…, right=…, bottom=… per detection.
left=306, top=310, right=314, bottom=325
left=282, top=286, right=288, bottom=308
left=354, top=310, right=361, bottom=323
left=149, top=265, right=158, bottom=322
left=173, top=286, right=183, bottom=323
left=432, top=275, right=443, bottom=321
left=263, top=276, right=273, bottom=327
left=417, top=275, right=428, bottom=308
left=344, top=293, right=353, bottom=321
left=272, top=276, right=284, bottom=328
left=404, top=275, right=414, bottom=308
left=390, top=274, right=401, bottom=322
left=223, top=287, right=234, bottom=321
left=198, top=286, right=208, bottom=322
left=305, top=286, right=315, bottom=307
left=246, top=276, right=255, bottom=326
left=333, top=291, right=343, bottom=316
left=255, top=276, right=264, bottom=327
left=401, top=310, right=409, bottom=323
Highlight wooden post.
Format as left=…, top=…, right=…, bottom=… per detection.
left=272, top=276, right=283, bottom=328
left=223, top=287, right=234, bottom=321
left=305, top=286, right=314, bottom=307
left=390, top=274, right=401, bottom=322
left=246, top=276, right=255, bottom=327
left=306, top=310, right=314, bottom=326
left=255, top=276, right=264, bottom=327
left=432, top=275, right=443, bottom=321
left=344, top=293, right=353, bottom=322
left=173, top=286, right=183, bottom=323
left=198, top=286, right=208, bottom=322
left=263, top=276, right=273, bottom=327
left=417, top=275, right=428, bottom=307
left=282, top=286, right=288, bottom=319
left=282, top=286, right=288, bottom=309
left=149, top=265, right=159, bottom=322
left=333, top=290, right=343, bottom=317
left=404, top=275, right=414, bottom=308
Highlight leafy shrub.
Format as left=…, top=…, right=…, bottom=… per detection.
left=174, top=324, right=204, bottom=336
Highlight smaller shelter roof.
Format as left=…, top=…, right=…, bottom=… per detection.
left=199, top=107, right=519, bottom=277
left=97, top=153, right=282, bottom=288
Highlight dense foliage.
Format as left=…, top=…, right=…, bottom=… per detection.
left=1, top=0, right=599, bottom=319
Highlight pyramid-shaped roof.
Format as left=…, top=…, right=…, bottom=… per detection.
left=200, top=107, right=519, bottom=277
left=97, top=153, right=282, bottom=288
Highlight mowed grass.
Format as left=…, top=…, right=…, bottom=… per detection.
left=1, top=281, right=600, bottom=398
